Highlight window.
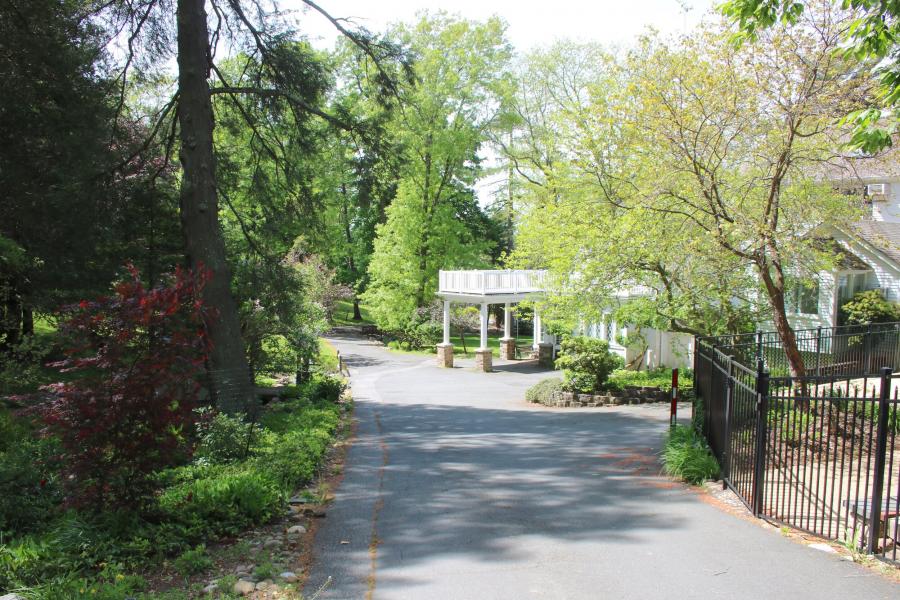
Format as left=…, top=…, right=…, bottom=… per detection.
left=786, top=279, right=820, bottom=316
left=837, top=272, right=870, bottom=304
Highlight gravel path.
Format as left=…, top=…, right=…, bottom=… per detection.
left=305, top=330, right=899, bottom=599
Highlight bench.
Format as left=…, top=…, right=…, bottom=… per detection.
left=845, top=497, right=899, bottom=551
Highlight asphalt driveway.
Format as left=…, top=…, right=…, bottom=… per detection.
left=305, top=330, right=899, bottom=599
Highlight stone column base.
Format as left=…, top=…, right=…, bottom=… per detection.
left=436, top=343, right=454, bottom=368
left=537, top=342, right=554, bottom=369
left=499, top=337, right=516, bottom=360
left=474, top=349, right=493, bottom=372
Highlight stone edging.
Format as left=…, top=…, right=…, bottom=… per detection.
left=537, top=386, right=669, bottom=408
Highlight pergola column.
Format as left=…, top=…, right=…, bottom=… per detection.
left=532, top=308, right=553, bottom=369
left=479, top=303, right=489, bottom=350
left=436, top=300, right=453, bottom=368
left=443, top=300, right=451, bottom=345
left=500, top=302, right=515, bottom=360
left=475, top=302, right=492, bottom=372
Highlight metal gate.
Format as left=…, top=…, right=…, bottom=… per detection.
left=696, top=333, right=900, bottom=563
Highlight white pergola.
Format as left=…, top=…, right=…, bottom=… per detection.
left=436, top=269, right=550, bottom=370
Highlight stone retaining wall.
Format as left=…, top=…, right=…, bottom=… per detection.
left=537, top=386, right=669, bottom=408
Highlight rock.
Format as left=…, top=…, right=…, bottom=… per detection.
left=235, top=571, right=251, bottom=579
left=202, top=583, right=219, bottom=594
left=286, top=524, right=307, bottom=535
left=233, top=579, right=256, bottom=596
left=264, top=538, right=281, bottom=548
left=809, top=542, right=837, bottom=554
left=290, top=511, right=306, bottom=521
left=256, top=579, right=274, bottom=591
left=288, top=495, right=306, bottom=504
left=280, top=570, right=300, bottom=583
left=1, top=594, right=26, bottom=600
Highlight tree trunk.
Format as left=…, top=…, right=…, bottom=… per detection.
left=352, top=298, right=362, bottom=321
left=758, top=264, right=806, bottom=379
left=21, top=306, right=33, bottom=336
left=176, top=0, right=253, bottom=414
left=1, top=289, right=21, bottom=350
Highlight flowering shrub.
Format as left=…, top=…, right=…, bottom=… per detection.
left=39, top=265, right=211, bottom=509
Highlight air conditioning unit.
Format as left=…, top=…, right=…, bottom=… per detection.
left=866, top=183, right=889, bottom=199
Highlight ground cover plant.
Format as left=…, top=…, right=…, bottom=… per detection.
left=661, top=425, right=720, bottom=485
left=0, top=271, right=346, bottom=597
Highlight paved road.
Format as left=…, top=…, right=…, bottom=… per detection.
left=305, top=331, right=899, bottom=599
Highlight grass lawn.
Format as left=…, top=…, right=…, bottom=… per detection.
left=318, top=337, right=340, bottom=372
left=331, top=299, right=374, bottom=326
left=388, top=332, right=534, bottom=359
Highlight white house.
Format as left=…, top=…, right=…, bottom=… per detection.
left=578, top=287, right=695, bottom=371
left=579, top=163, right=900, bottom=370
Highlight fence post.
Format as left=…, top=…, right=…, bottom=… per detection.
left=722, top=367, right=734, bottom=491
left=752, top=360, right=770, bottom=517
left=815, top=326, right=822, bottom=376
left=670, top=368, right=679, bottom=426
left=756, top=331, right=763, bottom=364
left=866, top=323, right=873, bottom=373
left=867, top=367, right=892, bottom=554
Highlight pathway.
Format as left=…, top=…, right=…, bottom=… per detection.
left=305, top=330, right=899, bottom=599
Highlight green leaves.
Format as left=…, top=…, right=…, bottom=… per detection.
left=363, top=13, right=511, bottom=330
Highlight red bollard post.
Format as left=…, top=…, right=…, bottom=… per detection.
left=670, top=368, right=679, bottom=426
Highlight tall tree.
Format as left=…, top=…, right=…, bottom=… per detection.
left=94, top=0, right=402, bottom=412
left=509, top=9, right=868, bottom=379
left=363, top=13, right=512, bottom=330
left=0, top=0, right=181, bottom=350
left=721, top=0, right=896, bottom=152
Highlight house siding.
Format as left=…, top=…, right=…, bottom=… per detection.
left=579, top=318, right=693, bottom=370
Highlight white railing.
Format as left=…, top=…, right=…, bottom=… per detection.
left=438, top=269, right=547, bottom=295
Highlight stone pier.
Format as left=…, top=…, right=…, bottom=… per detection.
left=474, top=349, right=492, bottom=372
left=436, top=343, right=454, bottom=368
left=537, top=342, right=554, bottom=369
left=500, top=337, right=516, bottom=360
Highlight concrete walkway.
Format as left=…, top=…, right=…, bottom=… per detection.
left=305, top=331, right=899, bottom=599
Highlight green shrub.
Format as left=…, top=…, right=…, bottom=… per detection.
left=0, top=412, right=63, bottom=537
left=308, top=373, right=346, bottom=403
left=605, top=367, right=694, bottom=392
left=525, top=378, right=565, bottom=404
left=0, top=335, right=54, bottom=395
left=173, top=544, right=213, bottom=577
left=555, top=336, right=624, bottom=393
left=661, top=425, right=719, bottom=485
left=840, top=289, right=900, bottom=325
left=194, top=409, right=253, bottom=464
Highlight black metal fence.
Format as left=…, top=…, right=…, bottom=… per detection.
left=699, top=322, right=900, bottom=378
left=695, top=323, right=900, bottom=563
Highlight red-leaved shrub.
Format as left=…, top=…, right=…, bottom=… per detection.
left=40, top=265, right=211, bottom=509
